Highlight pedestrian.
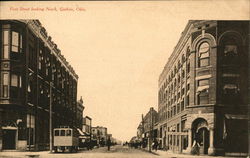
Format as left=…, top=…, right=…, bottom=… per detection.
left=154, top=139, right=159, bottom=151
left=107, top=137, right=111, bottom=151
left=191, top=139, right=200, bottom=155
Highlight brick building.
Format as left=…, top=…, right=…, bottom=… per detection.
left=0, top=20, right=79, bottom=151
left=158, top=20, right=248, bottom=156
left=138, top=107, right=158, bottom=149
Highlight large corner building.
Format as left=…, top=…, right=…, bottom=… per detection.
left=0, top=20, right=79, bottom=151
left=157, top=20, right=248, bottom=156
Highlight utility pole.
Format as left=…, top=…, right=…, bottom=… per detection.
left=149, top=109, right=153, bottom=152
left=49, top=82, right=53, bottom=153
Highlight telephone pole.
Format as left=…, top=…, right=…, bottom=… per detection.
left=49, top=82, right=53, bottom=152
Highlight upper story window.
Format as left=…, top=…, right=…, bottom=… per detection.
left=198, top=42, right=210, bottom=67
left=3, top=30, right=9, bottom=59
left=11, top=31, right=22, bottom=53
left=187, top=59, right=190, bottom=74
left=11, top=74, right=18, bottom=87
left=223, top=44, right=239, bottom=65
left=182, top=54, right=186, bottom=64
left=197, top=79, right=209, bottom=105
left=10, top=74, right=22, bottom=98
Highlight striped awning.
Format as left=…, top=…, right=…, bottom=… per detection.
left=196, top=85, right=209, bottom=93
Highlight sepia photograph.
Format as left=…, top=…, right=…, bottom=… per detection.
left=0, top=1, right=249, bottom=158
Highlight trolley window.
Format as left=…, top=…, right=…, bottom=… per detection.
left=60, top=130, right=66, bottom=136
left=66, top=130, right=72, bottom=136
left=54, top=130, right=59, bottom=136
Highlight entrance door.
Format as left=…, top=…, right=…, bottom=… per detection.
left=197, top=128, right=209, bottom=154
left=2, top=130, right=16, bottom=149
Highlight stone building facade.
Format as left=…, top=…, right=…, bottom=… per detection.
left=158, top=20, right=248, bottom=156
left=0, top=20, right=79, bottom=151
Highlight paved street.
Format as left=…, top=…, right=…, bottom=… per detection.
left=0, top=145, right=245, bottom=158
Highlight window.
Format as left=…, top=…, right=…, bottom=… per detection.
left=2, top=73, right=9, bottom=97
left=3, top=73, right=9, bottom=86
left=187, top=60, right=190, bottom=74
left=12, top=31, right=19, bottom=52
left=39, top=50, right=42, bottom=70
left=27, top=114, right=35, bottom=145
left=66, top=130, right=71, bottom=136
left=182, top=70, right=185, bottom=79
left=181, top=88, right=185, bottom=96
left=222, top=76, right=240, bottom=104
left=182, top=54, right=185, bottom=64
left=181, top=100, right=184, bottom=111
left=224, top=45, right=237, bottom=56
left=60, top=130, right=66, bottom=136
left=198, top=42, right=210, bottom=67
left=3, top=30, right=9, bottom=59
left=55, top=130, right=59, bottom=136
left=187, top=83, right=190, bottom=91
left=223, top=45, right=239, bottom=65
left=186, top=95, right=189, bottom=106
left=198, top=90, right=209, bottom=104
left=11, top=74, right=18, bottom=87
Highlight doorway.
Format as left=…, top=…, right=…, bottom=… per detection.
left=2, top=129, right=16, bottom=149
left=196, top=127, right=209, bottom=154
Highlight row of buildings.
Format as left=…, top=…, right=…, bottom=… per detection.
left=134, top=20, right=249, bottom=156
left=0, top=20, right=116, bottom=151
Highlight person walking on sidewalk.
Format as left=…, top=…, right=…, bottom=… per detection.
left=191, top=138, right=200, bottom=155
left=153, top=139, right=159, bottom=151
left=107, top=137, right=111, bottom=151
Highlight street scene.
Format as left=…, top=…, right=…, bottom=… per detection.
left=0, top=1, right=249, bottom=158
left=0, top=145, right=243, bottom=158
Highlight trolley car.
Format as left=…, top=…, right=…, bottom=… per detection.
left=53, top=126, right=79, bottom=153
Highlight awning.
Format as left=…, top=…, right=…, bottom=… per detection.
left=79, top=135, right=91, bottom=139
left=223, top=84, right=238, bottom=90
left=196, top=85, right=209, bottom=93
left=195, top=75, right=212, bottom=80
left=77, top=128, right=85, bottom=136
left=224, top=45, right=237, bottom=55
left=225, top=114, right=248, bottom=120
left=222, top=73, right=239, bottom=77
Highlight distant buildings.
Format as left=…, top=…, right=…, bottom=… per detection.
left=137, top=107, right=158, bottom=149
left=82, top=116, right=92, bottom=136
left=91, top=126, right=108, bottom=146
left=0, top=20, right=79, bottom=151
left=134, top=20, right=249, bottom=156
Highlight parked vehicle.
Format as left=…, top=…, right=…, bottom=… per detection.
left=53, top=126, right=79, bottom=153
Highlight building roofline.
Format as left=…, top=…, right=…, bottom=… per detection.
left=18, top=19, right=79, bottom=80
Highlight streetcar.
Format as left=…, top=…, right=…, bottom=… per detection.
left=53, top=126, right=79, bottom=153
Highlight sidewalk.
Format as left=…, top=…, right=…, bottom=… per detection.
left=145, top=149, right=247, bottom=158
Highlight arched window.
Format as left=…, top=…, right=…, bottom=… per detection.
left=222, top=36, right=239, bottom=65
left=198, top=42, right=210, bottom=67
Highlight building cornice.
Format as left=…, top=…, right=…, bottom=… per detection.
left=19, top=20, right=78, bottom=80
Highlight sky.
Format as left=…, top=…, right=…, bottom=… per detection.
left=0, top=0, right=249, bottom=142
